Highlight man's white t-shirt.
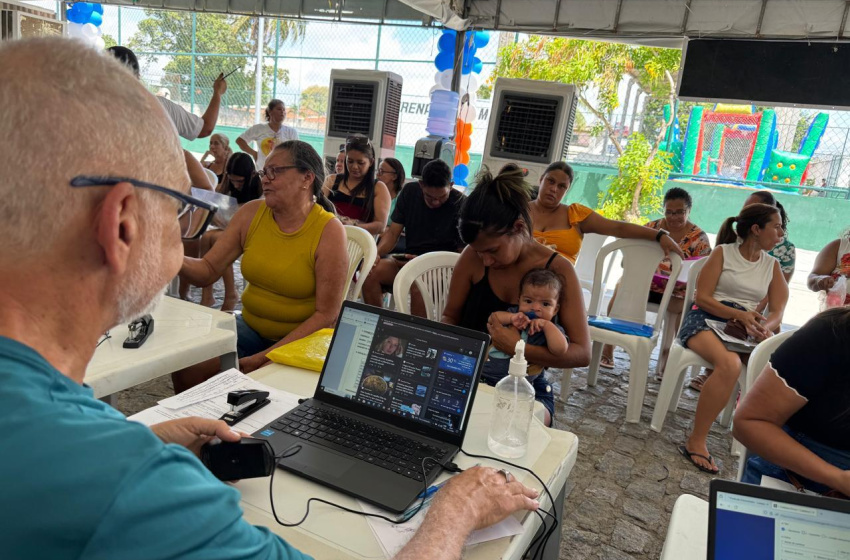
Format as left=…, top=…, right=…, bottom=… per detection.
left=157, top=96, right=204, bottom=141
left=238, top=123, right=298, bottom=168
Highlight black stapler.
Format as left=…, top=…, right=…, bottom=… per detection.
left=219, top=389, right=271, bottom=426
left=123, top=314, right=154, bottom=348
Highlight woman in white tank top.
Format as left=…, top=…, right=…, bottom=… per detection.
left=676, top=203, right=789, bottom=474
left=808, top=230, right=850, bottom=306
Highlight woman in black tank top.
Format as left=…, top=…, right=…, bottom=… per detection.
left=442, top=166, right=591, bottom=425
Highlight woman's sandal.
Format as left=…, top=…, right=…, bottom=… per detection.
left=599, top=355, right=615, bottom=370
left=688, top=370, right=712, bottom=392
left=678, top=445, right=719, bottom=474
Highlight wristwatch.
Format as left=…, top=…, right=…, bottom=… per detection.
left=655, top=229, right=669, bottom=242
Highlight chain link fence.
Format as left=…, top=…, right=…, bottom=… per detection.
left=96, top=7, right=502, bottom=173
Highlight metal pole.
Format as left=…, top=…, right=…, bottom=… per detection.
left=117, top=6, right=122, bottom=44
left=272, top=19, right=280, bottom=101
left=254, top=17, right=265, bottom=125
left=619, top=77, right=634, bottom=136
left=450, top=30, right=467, bottom=92
left=190, top=12, right=197, bottom=113
left=374, top=24, right=383, bottom=70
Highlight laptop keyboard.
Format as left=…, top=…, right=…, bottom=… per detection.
left=268, top=404, right=446, bottom=482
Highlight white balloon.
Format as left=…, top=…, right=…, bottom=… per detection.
left=463, top=74, right=479, bottom=93
left=94, top=36, right=106, bottom=50
left=429, top=84, right=444, bottom=96
left=435, top=69, right=453, bottom=90
left=459, top=101, right=478, bottom=122
left=67, top=22, right=85, bottom=38
left=94, top=26, right=102, bottom=37
left=82, top=23, right=98, bottom=38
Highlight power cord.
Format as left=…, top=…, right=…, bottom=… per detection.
left=268, top=444, right=442, bottom=527
left=459, top=448, right=560, bottom=560
left=267, top=445, right=560, bottom=560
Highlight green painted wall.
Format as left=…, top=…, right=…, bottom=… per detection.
left=565, top=163, right=850, bottom=252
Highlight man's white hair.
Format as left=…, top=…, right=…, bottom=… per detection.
left=0, top=37, right=186, bottom=258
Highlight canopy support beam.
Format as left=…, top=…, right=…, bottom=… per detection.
left=840, top=0, right=850, bottom=38
left=755, top=0, right=769, bottom=37
left=680, top=0, right=692, bottom=34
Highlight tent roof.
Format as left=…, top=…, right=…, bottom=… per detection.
left=93, top=0, right=850, bottom=47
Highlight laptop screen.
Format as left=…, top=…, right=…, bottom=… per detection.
left=319, top=304, right=487, bottom=436
left=711, top=485, right=850, bottom=559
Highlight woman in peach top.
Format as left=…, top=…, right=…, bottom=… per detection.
left=529, top=162, right=683, bottom=264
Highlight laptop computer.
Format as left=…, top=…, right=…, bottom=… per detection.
left=708, top=479, right=850, bottom=559
left=253, top=301, right=490, bottom=513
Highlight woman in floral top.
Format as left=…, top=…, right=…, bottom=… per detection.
left=601, top=188, right=711, bottom=371
left=808, top=229, right=850, bottom=306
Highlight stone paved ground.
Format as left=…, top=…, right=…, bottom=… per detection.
left=115, top=261, right=738, bottom=559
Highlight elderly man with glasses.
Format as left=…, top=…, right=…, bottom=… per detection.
left=0, top=38, right=540, bottom=560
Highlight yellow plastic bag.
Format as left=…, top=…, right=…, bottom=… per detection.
left=265, top=328, right=334, bottom=372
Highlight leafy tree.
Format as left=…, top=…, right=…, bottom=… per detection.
left=102, top=33, right=117, bottom=49
left=299, top=85, right=328, bottom=116
left=490, top=36, right=681, bottom=221
left=129, top=13, right=301, bottom=113
left=598, top=133, right=671, bottom=222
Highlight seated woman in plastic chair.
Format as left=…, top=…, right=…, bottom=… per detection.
left=600, top=187, right=712, bottom=372
left=807, top=227, right=850, bottom=305
left=676, top=203, right=788, bottom=474
left=734, top=308, right=850, bottom=496
left=173, top=141, right=349, bottom=392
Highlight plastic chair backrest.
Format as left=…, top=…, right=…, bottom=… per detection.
left=203, top=167, right=219, bottom=189
left=588, top=239, right=683, bottom=332
left=681, top=257, right=708, bottom=315
left=343, top=225, right=378, bottom=301
left=574, top=233, right=611, bottom=291
left=393, top=251, right=460, bottom=320
left=746, top=329, right=795, bottom=391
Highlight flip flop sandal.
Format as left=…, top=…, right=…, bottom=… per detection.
left=688, top=372, right=709, bottom=392
left=678, top=445, right=719, bottom=474
left=599, top=355, right=615, bottom=370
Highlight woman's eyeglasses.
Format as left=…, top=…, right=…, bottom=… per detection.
left=70, top=176, right=218, bottom=240
left=258, top=165, right=300, bottom=181
left=664, top=209, right=687, bottom=217
left=376, top=168, right=397, bottom=176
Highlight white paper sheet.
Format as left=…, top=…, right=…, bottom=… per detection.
left=130, top=372, right=300, bottom=434
left=359, top=499, right=524, bottom=559
left=157, top=369, right=249, bottom=410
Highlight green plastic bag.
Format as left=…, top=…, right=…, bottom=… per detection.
left=265, top=328, right=334, bottom=372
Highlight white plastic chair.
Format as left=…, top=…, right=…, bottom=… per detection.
left=343, top=225, right=378, bottom=302
left=574, top=233, right=612, bottom=293
left=585, top=239, right=682, bottom=423
left=735, top=329, right=795, bottom=480
left=203, top=167, right=219, bottom=189
left=393, top=252, right=459, bottom=320
left=651, top=258, right=753, bottom=437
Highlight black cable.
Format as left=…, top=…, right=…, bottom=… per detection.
left=459, top=448, right=560, bottom=560
left=268, top=444, right=441, bottom=528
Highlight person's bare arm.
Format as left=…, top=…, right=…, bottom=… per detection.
left=489, top=256, right=589, bottom=368
left=376, top=222, right=403, bottom=257
left=441, top=247, right=480, bottom=326
left=808, top=239, right=840, bottom=291
left=180, top=201, right=259, bottom=285
left=490, top=310, right=516, bottom=327
left=236, top=137, right=258, bottom=161
left=734, top=366, right=850, bottom=495
left=184, top=150, right=213, bottom=190
left=198, top=73, right=226, bottom=138
left=581, top=211, right=684, bottom=258
left=537, top=320, right=569, bottom=357
left=394, top=467, right=539, bottom=560
left=762, top=260, right=789, bottom=335
left=240, top=218, right=349, bottom=372
left=354, top=180, right=390, bottom=235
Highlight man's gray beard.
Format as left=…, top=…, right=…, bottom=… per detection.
left=114, top=227, right=169, bottom=324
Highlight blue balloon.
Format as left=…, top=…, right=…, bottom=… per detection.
left=437, top=33, right=455, bottom=53
left=92, top=3, right=103, bottom=13
left=453, top=164, right=469, bottom=182
left=472, top=58, right=483, bottom=74
left=455, top=179, right=468, bottom=188
left=67, top=6, right=87, bottom=24
left=474, top=30, right=490, bottom=48
left=76, top=3, right=94, bottom=16
left=435, top=51, right=454, bottom=72
left=88, top=11, right=102, bottom=26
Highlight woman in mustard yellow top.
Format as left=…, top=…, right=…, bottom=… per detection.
left=174, top=140, right=349, bottom=391
left=530, top=162, right=683, bottom=264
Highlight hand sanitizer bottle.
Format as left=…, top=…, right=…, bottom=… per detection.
left=487, top=340, right=535, bottom=458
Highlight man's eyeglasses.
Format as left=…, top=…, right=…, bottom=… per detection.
left=258, top=165, right=300, bottom=181
left=70, top=176, right=218, bottom=240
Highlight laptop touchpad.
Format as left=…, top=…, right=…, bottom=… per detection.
left=280, top=444, right=354, bottom=479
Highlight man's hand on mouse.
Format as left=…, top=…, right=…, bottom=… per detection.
left=151, top=417, right=247, bottom=457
